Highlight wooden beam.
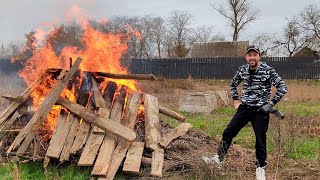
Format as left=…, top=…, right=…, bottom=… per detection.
left=69, top=73, right=93, bottom=154
left=91, top=87, right=126, bottom=176
left=56, top=97, right=136, bottom=142
left=144, top=93, right=161, bottom=151
left=95, top=72, right=158, bottom=81
left=151, top=146, right=164, bottom=177
left=45, top=110, right=69, bottom=159
left=77, top=131, right=104, bottom=166
left=159, top=123, right=193, bottom=148
left=91, top=77, right=108, bottom=134
left=47, top=68, right=158, bottom=81
left=122, top=141, right=145, bottom=175
left=91, top=76, right=107, bottom=109
left=59, top=114, right=78, bottom=161
left=159, top=105, right=185, bottom=122
left=104, top=91, right=142, bottom=179
left=0, top=110, right=21, bottom=140
left=0, top=72, right=47, bottom=127
left=7, top=58, right=82, bottom=154
left=1, top=95, right=23, bottom=103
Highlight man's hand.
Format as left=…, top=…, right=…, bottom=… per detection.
left=233, top=100, right=241, bottom=110
left=259, top=103, right=273, bottom=113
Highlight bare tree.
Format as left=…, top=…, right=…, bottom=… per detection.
left=213, top=0, right=260, bottom=41
left=189, top=25, right=225, bottom=44
left=253, top=33, right=279, bottom=57
left=150, top=17, right=166, bottom=58
left=276, top=19, right=311, bottom=57
left=298, top=3, right=320, bottom=40
left=296, top=3, right=320, bottom=51
left=168, top=10, right=193, bottom=57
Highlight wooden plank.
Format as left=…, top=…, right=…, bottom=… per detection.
left=144, top=93, right=161, bottom=151
left=91, top=88, right=127, bottom=176
left=0, top=110, right=21, bottom=140
left=158, top=105, right=185, bottom=122
left=56, top=97, right=136, bottom=142
left=77, top=132, right=104, bottom=166
left=122, top=141, right=145, bottom=175
left=159, top=123, right=193, bottom=148
left=0, top=72, right=46, bottom=127
left=48, top=69, right=158, bottom=81
left=69, top=74, right=93, bottom=155
left=151, top=146, right=164, bottom=177
left=1, top=95, right=23, bottom=103
left=45, top=111, right=71, bottom=158
left=91, top=77, right=108, bottom=134
left=7, top=57, right=82, bottom=154
left=59, top=114, right=78, bottom=161
left=91, top=77, right=107, bottom=109
left=94, top=72, right=158, bottom=81
left=69, top=117, right=90, bottom=154
left=104, top=91, right=142, bottom=179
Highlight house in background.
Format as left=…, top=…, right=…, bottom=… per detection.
left=190, top=41, right=249, bottom=58
left=292, top=47, right=320, bottom=58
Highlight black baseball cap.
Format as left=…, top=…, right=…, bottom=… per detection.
left=246, top=45, right=261, bottom=54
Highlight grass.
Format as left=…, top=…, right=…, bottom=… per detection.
left=163, top=104, right=320, bottom=160
left=0, top=162, right=92, bottom=180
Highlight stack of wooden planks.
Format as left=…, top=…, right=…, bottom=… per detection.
left=0, top=57, right=192, bottom=179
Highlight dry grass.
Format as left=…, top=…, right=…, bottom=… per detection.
left=139, top=79, right=320, bottom=104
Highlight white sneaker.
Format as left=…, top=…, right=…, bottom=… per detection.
left=256, top=167, right=266, bottom=180
left=201, top=155, right=223, bottom=168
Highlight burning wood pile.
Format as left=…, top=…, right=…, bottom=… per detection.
left=0, top=57, right=192, bottom=179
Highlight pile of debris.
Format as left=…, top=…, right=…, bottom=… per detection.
left=0, top=57, right=193, bottom=179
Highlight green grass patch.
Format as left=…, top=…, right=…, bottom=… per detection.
left=281, top=102, right=320, bottom=117
left=285, top=137, right=320, bottom=160
left=0, top=162, right=92, bottom=180
left=162, top=107, right=256, bottom=149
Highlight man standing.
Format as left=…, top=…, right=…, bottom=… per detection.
left=203, top=45, right=288, bottom=180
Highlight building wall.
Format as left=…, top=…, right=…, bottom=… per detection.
left=190, top=41, right=249, bottom=57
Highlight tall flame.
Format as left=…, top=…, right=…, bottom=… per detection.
left=18, top=5, right=141, bottom=132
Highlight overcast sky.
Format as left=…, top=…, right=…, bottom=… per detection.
left=1, top=0, right=319, bottom=45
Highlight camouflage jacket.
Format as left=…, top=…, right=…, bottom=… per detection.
left=230, top=62, right=288, bottom=107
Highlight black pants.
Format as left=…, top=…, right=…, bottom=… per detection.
left=218, top=104, right=270, bottom=167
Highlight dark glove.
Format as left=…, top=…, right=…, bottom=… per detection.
left=258, top=103, right=273, bottom=113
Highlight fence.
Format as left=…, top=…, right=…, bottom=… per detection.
left=130, top=57, right=320, bottom=79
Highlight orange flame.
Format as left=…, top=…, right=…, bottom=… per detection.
left=18, top=5, right=141, bottom=132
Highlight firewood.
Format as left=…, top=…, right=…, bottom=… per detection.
left=78, top=81, right=117, bottom=166
left=122, top=141, right=145, bottom=175
left=91, top=87, right=126, bottom=176
left=69, top=72, right=93, bottom=154
left=47, top=68, right=158, bottom=81
left=151, top=145, right=165, bottom=177
left=0, top=72, right=47, bottom=127
left=77, top=131, right=104, bottom=166
left=7, top=57, right=82, bottom=154
left=1, top=95, right=23, bottom=103
left=140, top=157, right=170, bottom=169
left=91, top=77, right=108, bottom=134
left=0, top=111, right=21, bottom=140
left=45, top=110, right=69, bottom=159
left=56, top=97, right=136, bottom=142
left=95, top=72, right=158, bottom=81
left=144, top=93, right=161, bottom=151
left=104, top=91, right=142, bottom=179
left=159, top=105, right=185, bottom=122
left=59, top=114, right=78, bottom=161
left=159, top=123, right=193, bottom=148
